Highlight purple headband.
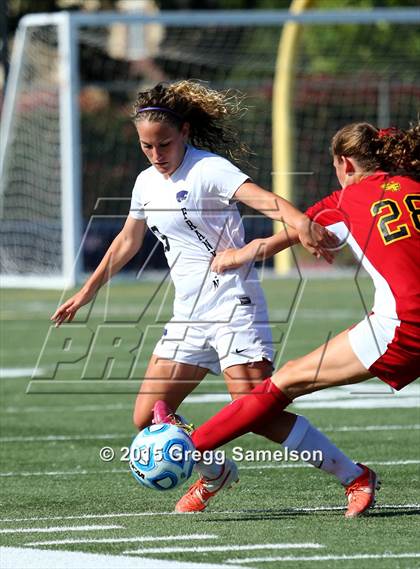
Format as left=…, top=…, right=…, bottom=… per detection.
left=137, top=106, right=183, bottom=120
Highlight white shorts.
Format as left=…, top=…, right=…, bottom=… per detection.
left=347, top=312, right=400, bottom=370
left=153, top=306, right=274, bottom=375
left=348, top=312, right=420, bottom=390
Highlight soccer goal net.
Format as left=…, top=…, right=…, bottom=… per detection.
left=1, top=8, right=419, bottom=288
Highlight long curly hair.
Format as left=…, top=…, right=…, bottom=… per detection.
left=331, top=121, right=420, bottom=180
left=132, top=80, right=250, bottom=163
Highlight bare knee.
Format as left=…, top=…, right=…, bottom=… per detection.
left=272, top=359, right=311, bottom=399
left=277, top=359, right=300, bottom=381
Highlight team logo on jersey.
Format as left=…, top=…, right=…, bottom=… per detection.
left=381, top=181, right=400, bottom=193
left=176, top=190, right=189, bottom=202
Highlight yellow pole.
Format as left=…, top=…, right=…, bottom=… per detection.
left=272, top=0, right=313, bottom=273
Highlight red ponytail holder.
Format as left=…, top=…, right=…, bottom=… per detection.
left=378, top=127, right=398, bottom=138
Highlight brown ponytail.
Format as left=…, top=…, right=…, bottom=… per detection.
left=331, top=121, right=420, bottom=180
left=132, top=80, right=250, bottom=163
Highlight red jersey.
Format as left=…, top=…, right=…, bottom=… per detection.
left=306, top=173, right=420, bottom=324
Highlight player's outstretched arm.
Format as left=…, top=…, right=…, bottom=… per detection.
left=51, top=217, right=146, bottom=327
left=211, top=229, right=299, bottom=273
left=234, top=182, right=337, bottom=263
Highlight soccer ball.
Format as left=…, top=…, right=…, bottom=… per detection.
left=129, top=423, right=196, bottom=491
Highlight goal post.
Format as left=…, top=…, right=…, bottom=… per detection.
left=0, top=11, right=82, bottom=289
left=273, top=0, right=313, bottom=274
left=58, top=13, right=83, bottom=291
left=1, top=8, right=419, bottom=288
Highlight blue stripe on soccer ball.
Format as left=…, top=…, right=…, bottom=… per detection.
left=142, top=424, right=170, bottom=435
left=131, top=442, right=156, bottom=471
left=149, top=471, right=179, bottom=491
left=129, top=423, right=195, bottom=492
left=162, top=437, right=192, bottom=469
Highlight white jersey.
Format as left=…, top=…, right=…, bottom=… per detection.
left=129, top=145, right=267, bottom=319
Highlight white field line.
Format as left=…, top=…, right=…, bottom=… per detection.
left=0, top=433, right=130, bottom=442
left=294, top=398, right=419, bottom=409
left=328, top=424, right=420, bottom=432
left=1, top=459, right=418, bottom=478
left=0, top=397, right=227, bottom=414
left=1, top=424, right=419, bottom=443
left=226, top=553, right=420, bottom=564
left=1, top=503, right=418, bottom=524
left=6, top=393, right=416, bottom=410
left=2, top=403, right=133, bottom=414
left=239, top=459, right=420, bottom=470
left=124, top=543, right=324, bottom=555
left=0, top=525, right=122, bottom=534
left=297, top=385, right=419, bottom=399
left=27, top=533, right=218, bottom=547
left=2, top=383, right=418, bottom=414
left=0, top=469, right=125, bottom=477
left=0, top=546, right=245, bottom=569
left=0, top=368, right=45, bottom=379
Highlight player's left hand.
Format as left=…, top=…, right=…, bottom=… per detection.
left=211, top=249, right=240, bottom=273
left=296, top=216, right=339, bottom=264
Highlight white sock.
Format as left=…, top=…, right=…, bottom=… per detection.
left=194, top=453, right=223, bottom=480
left=283, top=415, right=363, bottom=485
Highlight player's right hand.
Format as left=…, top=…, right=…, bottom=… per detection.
left=50, top=289, right=94, bottom=327
left=211, top=249, right=241, bottom=273
left=296, top=216, right=338, bottom=264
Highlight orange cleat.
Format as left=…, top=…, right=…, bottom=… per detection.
left=345, top=463, right=381, bottom=518
left=175, top=459, right=239, bottom=513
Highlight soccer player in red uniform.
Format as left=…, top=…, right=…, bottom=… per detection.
left=155, top=121, right=420, bottom=517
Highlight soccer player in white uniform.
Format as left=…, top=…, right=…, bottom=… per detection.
left=52, top=80, right=365, bottom=513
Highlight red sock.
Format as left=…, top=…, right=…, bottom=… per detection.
left=191, top=378, right=290, bottom=452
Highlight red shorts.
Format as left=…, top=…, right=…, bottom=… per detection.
left=348, top=315, right=420, bottom=391
left=369, top=321, right=420, bottom=390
